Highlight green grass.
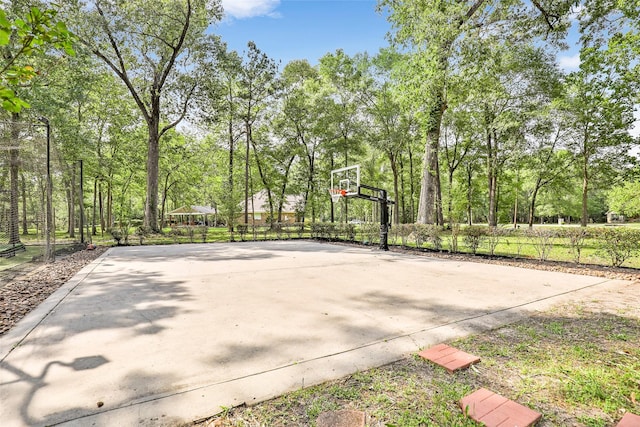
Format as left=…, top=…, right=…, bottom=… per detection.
left=198, top=301, right=640, bottom=426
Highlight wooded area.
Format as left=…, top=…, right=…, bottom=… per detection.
left=1, top=0, right=639, bottom=245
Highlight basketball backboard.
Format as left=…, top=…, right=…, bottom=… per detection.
left=329, top=164, right=360, bottom=202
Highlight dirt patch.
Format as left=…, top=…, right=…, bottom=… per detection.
left=0, top=246, right=108, bottom=336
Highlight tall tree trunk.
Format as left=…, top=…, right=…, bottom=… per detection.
left=144, top=119, right=160, bottom=232
left=8, top=114, right=21, bottom=245
left=68, top=165, right=76, bottom=238
left=466, top=163, right=473, bottom=226
left=106, top=182, right=112, bottom=231
left=447, top=169, right=455, bottom=227
left=329, top=156, right=335, bottom=223
left=390, top=155, right=400, bottom=225
left=276, top=155, right=295, bottom=222
left=417, top=96, right=446, bottom=224
left=92, top=178, right=98, bottom=235
left=250, top=140, right=274, bottom=226
left=227, top=111, right=235, bottom=231
left=244, top=122, right=250, bottom=224
left=435, top=152, right=444, bottom=226
left=21, top=173, right=28, bottom=235
left=528, top=179, right=542, bottom=229
left=408, top=145, right=415, bottom=223
left=581, top=154, right=589, bottom=227
left=486, top=128, right=498, bottom=227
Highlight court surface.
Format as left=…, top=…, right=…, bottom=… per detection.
left=0, top=241, right=632, bottom=426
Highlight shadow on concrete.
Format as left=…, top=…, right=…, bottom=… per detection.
left=1, top=355, right=109, bottom=426
left=25, top=270, right=192, bottom=348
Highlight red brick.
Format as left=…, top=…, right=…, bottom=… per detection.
left=460, top=388, right=542, bottom=427
left=616, top=413, right=640, bottom=427
left=418, top=344, right=480, bottom=373
left=317, top=410, right=365, bottom=427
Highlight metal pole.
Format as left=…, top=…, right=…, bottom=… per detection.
left=39, top=117, right=55, bottom=262
left=379, top=189, right=389, bottom=251
left=78, top=160, right=85, bottom=244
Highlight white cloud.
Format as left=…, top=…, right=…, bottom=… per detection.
left=558, top=54, right=581, bottom=72
left=221, top=0, right=281, bottom=19
left=568, top=4, right=584, bottom=22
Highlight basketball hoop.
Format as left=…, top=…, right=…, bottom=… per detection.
left=329, top=188, right=347, bottom=203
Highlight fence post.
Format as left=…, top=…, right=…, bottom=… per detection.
left=39, top=117, right=55, bottom=263
left=78, top=159, right=84, bottom=244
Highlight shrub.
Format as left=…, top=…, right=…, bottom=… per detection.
left=135, top=226, right=149, bottom=245
left=525, top=228, right=556, bottom=261
left=198, top=226, right=208, bottom=243
left=563, top=228, right=590, bottom=264
left=486, top=227, right=507, bottom=257
left=597, top=227, right=640, bottom=267
left=449, top=223, right=460, bottom=253
left=169, top=227, right=183, bottom=243
left=397, top=224, right=412, bottom=248
left=236, top=224, right=248, bottom=241
left=463, top=226, right=486, bottom=254
left=413, top=224, right=442, bottom=250
left=110, top=229, right=123, bottom=245
left=361, top=222, right=379, bottom=245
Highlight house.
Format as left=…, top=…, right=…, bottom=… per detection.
left=238, top=190, right=302, bottom=224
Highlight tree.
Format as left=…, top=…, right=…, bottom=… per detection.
left=1, top=2, right=73, bottom=248
left=563, top=61, right=636, bottom=226
left=236, top=42, right=278, bottom=225
left=275, top=60, right=327, bottom=222
left=0, top=5, right=74, bottom=112
left=70, top=0, right=222, bottom=231
left=607, top=181, right=640, bottom=218
left=359, top=49, right=414, bottom=224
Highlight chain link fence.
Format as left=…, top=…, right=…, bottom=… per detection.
left=0, top=118, right=83, bottom=284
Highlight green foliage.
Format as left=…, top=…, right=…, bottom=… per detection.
left=561, top=228, right=590, bottom=264
left=607, top=181, right=640, bottom=218
left=412, top=224, right=441, bottom=250
left=462, top=226, right=486, bottom=254
left=525, top=228, right=556, bottom=261
left=597, top=227, right=640, bottom=267
left=0, top=7, right=74, bottom=112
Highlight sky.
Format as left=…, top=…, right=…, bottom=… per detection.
left=216, top=0, right=390, bottom=65
left=216, top=0, right=637, bottom=135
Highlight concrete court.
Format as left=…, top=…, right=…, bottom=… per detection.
left=0, top=240, right=632, bottom=426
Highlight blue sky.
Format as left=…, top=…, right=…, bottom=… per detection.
left=216, top=1, right=636, bottom=135
left=216, top=0, right=390, bottom=65
left=217, top=0, right=583, bottom=70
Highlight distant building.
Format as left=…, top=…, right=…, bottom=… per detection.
left=239, top=191, right=302, bottom=224
left=167, top=205, right=217, bottom=226
left=606, top=211, right=625, bottom=224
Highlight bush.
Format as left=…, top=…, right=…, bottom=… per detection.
left=169, top=227, right=183, bottom=243
left=236, top=224, right=248, bottom=241
left=486, top=227, right=508, bottom=257
left=562, top=228, right=590, bottom=264
left=413, top=224, right=442, bottom=250
left=110, top=229, right=123, bottom=245
left=397, top=224, right=413, bottom=247
left=525, top=228, right=556, bottom=261
left=597, top=227, right=640, bottom=267
left=135, top=226, right=150, bottom=245
left=198, top=226, right=208, bottom=243
left=449, top=223, right=460, bottom=253
left=361, top=222, right=379, bottom=245
left=463, top=226, right=486, bottom=254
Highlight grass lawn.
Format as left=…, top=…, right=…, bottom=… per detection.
left=195, top=295, right=640, bottom=427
